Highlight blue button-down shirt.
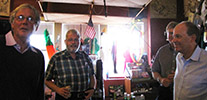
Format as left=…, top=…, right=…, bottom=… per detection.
left=174, top=46, right=207, bottom=100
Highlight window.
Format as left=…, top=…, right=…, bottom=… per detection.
left=29, top=21, right=147, bottom=77
left=101, top=22, right=145, bottom=78
left=61, top=22, right=146, bottom=79
left=30, top=21, right=54, bottom=70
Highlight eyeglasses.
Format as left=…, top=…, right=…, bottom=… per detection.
left=15, top=15, right=35, bottom=23
left=66, top=38, right=80, bottom=42
left=164, top=31, right=173, bottom=36
left=168, top=32, right=173, bottom=35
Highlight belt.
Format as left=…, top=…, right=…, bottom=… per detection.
left=55, top=91, right=91, bottom=100
left=71, top=92, right=87, bottom=99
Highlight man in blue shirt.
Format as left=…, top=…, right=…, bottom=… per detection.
left=173, top=21, right=207, bottom=100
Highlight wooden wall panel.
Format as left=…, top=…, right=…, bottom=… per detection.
left=44, top=2, right=147, bottom=18
left=150, top=19, right=173, bottom=57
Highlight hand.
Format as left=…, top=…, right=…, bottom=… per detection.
left=84, top=89, right=94, bottom=100
left=56, top=87, right=70, bottom=99
left=167, top=72, right=175, bottom=82
left=160, top=78, right=171, bottom=87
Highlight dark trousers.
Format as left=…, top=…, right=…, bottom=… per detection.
left=55, top=92, right=91, bottom=100
left=155, top=86, right=173, bottom=100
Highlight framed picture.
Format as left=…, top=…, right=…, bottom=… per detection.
left=0, top=0, right=10, bottom=16
left=150, top=0, right=177, bottom=19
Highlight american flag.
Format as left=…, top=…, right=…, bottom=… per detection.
left=85, top=17, right=96, bottom=39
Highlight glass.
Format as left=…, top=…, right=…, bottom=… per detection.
left=64, top=86, right=71, bottom=99
left=16, top=15, right=35, bottom=23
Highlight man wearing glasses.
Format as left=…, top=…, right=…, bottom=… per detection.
left=0, top=4, right=45, bottom=100
left=45, top=29, right=97, bottom=100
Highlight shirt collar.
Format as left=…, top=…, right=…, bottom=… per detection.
left=5, top=31, right=16, bottom=46
left=5, top=31, right=38, bottom=53
left=178, top=46, right=201, bottom=62
left=65, top=49, right=81, bottom=58
left=190, top=46, right=201, bottom=61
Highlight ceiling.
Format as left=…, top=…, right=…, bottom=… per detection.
left=40, top=0, right=151, bottom=8
left=43, top=12, right=134, bottom=24
left=39, top=0, right=152, bottom=24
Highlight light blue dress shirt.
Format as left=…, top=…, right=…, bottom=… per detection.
left=174, top=46, right=207, bottom=100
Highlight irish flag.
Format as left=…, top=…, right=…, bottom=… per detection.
left=44, top=29, right=55, bottom=59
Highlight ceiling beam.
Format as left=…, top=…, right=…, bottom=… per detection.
left=41, top=2, right=148, bottom=18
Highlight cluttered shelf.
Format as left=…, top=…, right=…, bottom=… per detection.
left=104, top=78, right=159, bottom=100
left=103, top=57, right=159, bottom=100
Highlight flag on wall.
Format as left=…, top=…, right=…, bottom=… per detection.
left=84, top=17, right=96, bottom=39
left=44, top=29, right=55, bottom=59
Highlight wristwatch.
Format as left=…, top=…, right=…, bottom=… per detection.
left=157, top=77, right=163, bottom=86
left=157, top=77, right=161, bottom=83
left=87, top=87, right=95, bottom=91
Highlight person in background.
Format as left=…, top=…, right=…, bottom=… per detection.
left=151, top=21, right=178, bottom=100
left=0, top=4, right=45, bottom=100
left=45, top=29, right=96, bottom=100
left=173, top=21, right=207, bottom=100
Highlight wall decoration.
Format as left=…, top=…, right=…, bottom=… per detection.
left=184, top=0, right=199, bottom=18
left=0, top=0, right=10, bottom=16
left=150, top=0, right=176, bottom=19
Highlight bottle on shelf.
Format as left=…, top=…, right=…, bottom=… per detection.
left=130, top=92, right=134, bottom=100
left=124, top=92, right=127, bottom=100
left=113, top=92, right=117, bottom=100
left=140, top=94, right=145, bottom=100
left=127, top=94, right=130, bottom=100
left=131, top=96, right=136, bottom=100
